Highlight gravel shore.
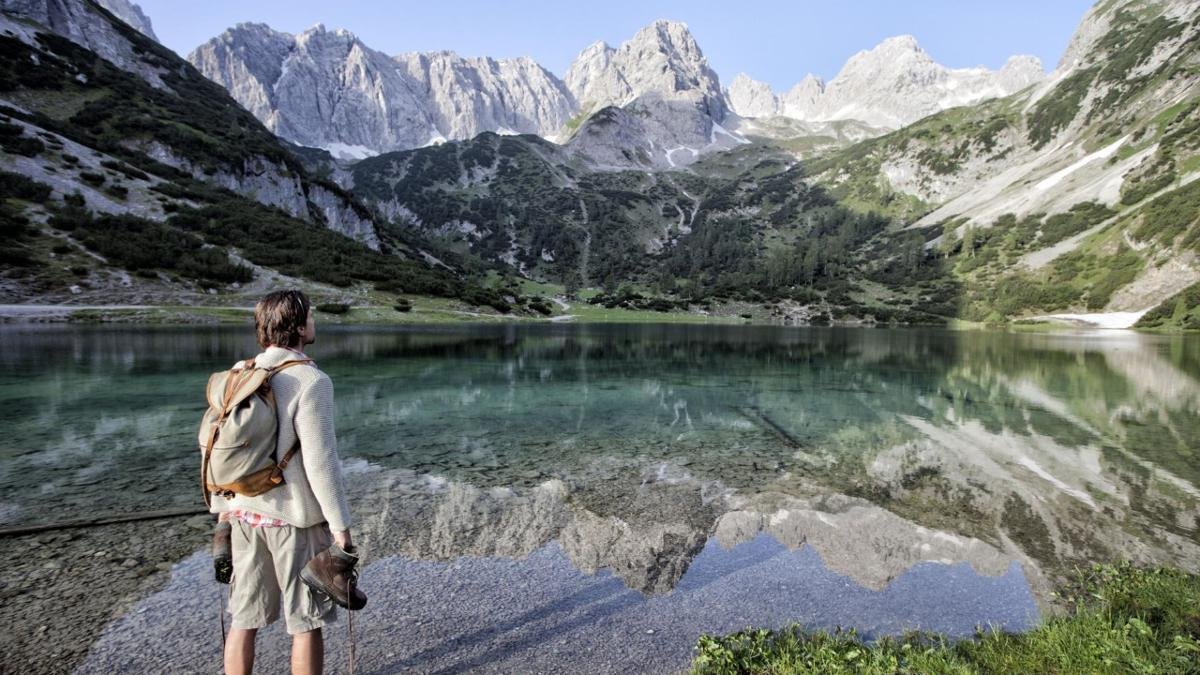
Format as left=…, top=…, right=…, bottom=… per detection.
left=0, top=513, right=213, bottom=674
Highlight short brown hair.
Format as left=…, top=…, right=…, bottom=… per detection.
left=255, top=290, right=310, bottom=349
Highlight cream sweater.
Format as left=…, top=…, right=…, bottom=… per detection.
left=205, top=346, right=352, bottom=532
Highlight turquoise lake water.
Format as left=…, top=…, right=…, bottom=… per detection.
left=4, top=323, right=1199, bottom=670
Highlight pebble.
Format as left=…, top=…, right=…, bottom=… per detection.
left=185, top=516, right=212, bottom=532
left=121, top=558, right=139, bottom=568
left=155, top=562, right=172, bottom=572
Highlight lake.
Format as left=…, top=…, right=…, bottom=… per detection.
left=3, top=323, right=1198, bottom=673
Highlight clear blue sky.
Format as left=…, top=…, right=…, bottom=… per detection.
left=137, top=0, right=1095, bottom=90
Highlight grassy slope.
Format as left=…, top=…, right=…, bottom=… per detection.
left=692, top=564, right=1200, bottom=674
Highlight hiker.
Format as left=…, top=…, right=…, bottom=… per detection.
left=201, top=289, right=366, bottom=675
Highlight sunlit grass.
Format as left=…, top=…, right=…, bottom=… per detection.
left=692, top=564, right=1200, bottom=674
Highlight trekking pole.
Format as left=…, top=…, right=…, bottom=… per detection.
left=347, top=576, right=355, bottom=675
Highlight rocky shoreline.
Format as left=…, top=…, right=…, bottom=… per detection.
left=0, top=514, right=213, bottom=674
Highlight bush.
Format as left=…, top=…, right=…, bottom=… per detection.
left=316, top=303, right=349, bottom=315
left=67, top=210, right=251, bottom=284
left=79, top=171, right=105, bottom=186
left=393, top=299, right=412, bottom=313
left=100, top=159, right=149, bottom=181
left=0, top=169, right=52, bottom=202
left=1, top=134, right=44, bottom=157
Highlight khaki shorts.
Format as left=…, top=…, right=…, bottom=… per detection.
left=228, top=520, right=338, bottom=635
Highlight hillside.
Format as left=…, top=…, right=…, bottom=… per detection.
left=340, top=0, right=1200, bottom=327
left=803, top=0, right=1200, bottom=323
left=0, top=0, right=523, bottom=314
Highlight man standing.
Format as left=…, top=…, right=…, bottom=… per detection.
left=208, top=290, right=362, bottom=675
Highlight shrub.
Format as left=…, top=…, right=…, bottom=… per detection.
left=527, top=298, right=552, bottom=315
left=79, top=171, right=105, bottom=186
left=393, top=299, right=412, bottom=313
left=0, top=169, right=52, bottom=202
left=316, top=303, right=350, bottom=315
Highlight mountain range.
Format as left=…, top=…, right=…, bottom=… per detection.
left=187, top=17, right=1043, bottom=166
left=2, top=0, right=1200, bottom=332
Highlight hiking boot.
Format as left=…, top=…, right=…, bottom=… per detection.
left=301, top=544, right=367, bottom=610
left=213, top=521, right=232, bottom=584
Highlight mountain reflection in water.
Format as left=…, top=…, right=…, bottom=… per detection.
left=2, top=324, right=1199, bottom=659
left=80, top=532, right=1036, bottom=674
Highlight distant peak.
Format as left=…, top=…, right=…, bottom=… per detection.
left=879, top=34, right=921, bottom=49
left=634, top=18, right=696, bottom=45
left=573, top=40, right=613, bottom=63
left=1003, top=54, right=1044, bottom=70
left=648, top=18, right=689, bottom=30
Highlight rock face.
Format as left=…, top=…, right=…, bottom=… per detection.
left=726, top=73, right=777, bottom=118
left=778, top=74, right=825, bottom=118
left=731, top=35, right=1043, bottom=128
left=0, top=0, right=167, bottom=87
left=191, top=24, right=437, bottom=156
left=564, top=20, right=726, bottom=121
left=190, top=24, right=575, bottom=156
left=94, top=0, right=155, bottom=40
left=394, top=51, right=576, bottom=141
left=563, top=20, right=736, bottom=168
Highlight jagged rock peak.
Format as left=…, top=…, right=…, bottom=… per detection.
left=190, top=21, right=575, bottom=154
left=564, top=18, right=726, bottom=121
left=727, top=73, right=778, bottom=118
left=95, top=0, right=156, bottom=40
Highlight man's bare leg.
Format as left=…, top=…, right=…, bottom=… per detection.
left=291, top=627, right=323, bottom=675
left=224, top=627, right=257, bottom=675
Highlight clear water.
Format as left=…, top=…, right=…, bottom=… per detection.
left=4, top=323, right=1199, bottom=664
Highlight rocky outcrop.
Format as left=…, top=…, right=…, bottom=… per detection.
left=726, top=74, right=777, bottom=118
left=566, top=94, right=746, bottom=169
left=778, top=74, right=825, bottom=118
left=0, top=0, right=167, bottom=87
left=94, top=0, right=155, bottom=40
left=306, top=184, right=380, bottom=249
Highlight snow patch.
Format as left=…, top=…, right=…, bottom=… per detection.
left=322, top=142, right=378, bottom=161
left=1034, top=135, right=1128, bottom=193
left=710, top=122, right=750, bottom=145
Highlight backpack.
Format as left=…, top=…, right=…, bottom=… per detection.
left=198, top=357, right=313, bottom=508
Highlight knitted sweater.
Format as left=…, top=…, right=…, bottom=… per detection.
left=204, top=347, right=352, bottom=532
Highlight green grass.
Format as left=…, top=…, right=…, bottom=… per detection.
left=692, top=564, right=1200, bottom=674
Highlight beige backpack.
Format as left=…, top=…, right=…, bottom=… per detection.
left=198, top=357, right=313, bottom=508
